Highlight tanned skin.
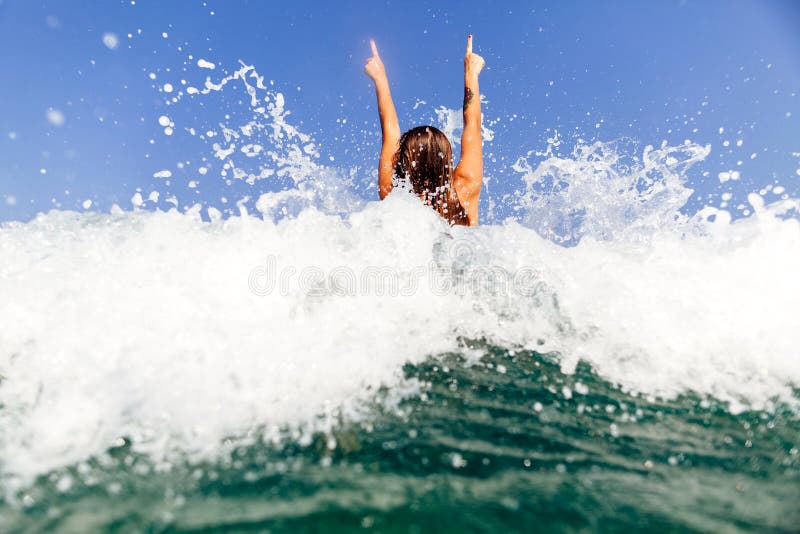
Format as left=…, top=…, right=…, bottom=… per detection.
left=453, top=35, right=486, bottom=225
left=364, top=39, right=401, bottom=200
left=365, top=36, right=486, bottom=225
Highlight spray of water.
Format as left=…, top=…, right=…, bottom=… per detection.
left=1, top=61, right=798, bottom=496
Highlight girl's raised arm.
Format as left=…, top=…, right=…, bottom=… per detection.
left=365, top=39, right=400, bottom=199
left=453, top=35, right=485, bottom=225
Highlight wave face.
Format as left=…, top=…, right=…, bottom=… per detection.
left=1, top=63, right=799, bottom=530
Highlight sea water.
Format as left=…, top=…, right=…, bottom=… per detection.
left=0, top=63, right=798, bottom=532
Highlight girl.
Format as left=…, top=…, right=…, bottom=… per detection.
left=365, top=35, right=486, bottom=226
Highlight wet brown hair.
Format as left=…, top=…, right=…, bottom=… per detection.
left=393, top=126, right=468, bottom=226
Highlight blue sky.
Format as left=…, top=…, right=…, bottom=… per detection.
left=0, top=0, right=798, bottom=223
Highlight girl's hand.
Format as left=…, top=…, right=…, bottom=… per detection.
left=364, top=39, right=387, bottom=83
left=464, top=35, right=485, bottom=80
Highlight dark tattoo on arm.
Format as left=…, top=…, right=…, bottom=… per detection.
left=463, top=87, right=474, bottom=111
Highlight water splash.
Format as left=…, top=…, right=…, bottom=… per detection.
left=1, top=59, right=799, bottom=498
left=163, top=62, right=363, bottom=221
left=512, top=136, right=710, bottom=243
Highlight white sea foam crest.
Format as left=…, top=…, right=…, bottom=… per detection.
left=1, top=191, right=799, bottom=496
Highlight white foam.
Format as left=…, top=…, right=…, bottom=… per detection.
left=1, top=191, right=798, bottom=494
left=197, top=59, right=216, bottom=70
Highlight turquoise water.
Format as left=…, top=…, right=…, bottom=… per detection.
left=2, top=343, right=797, bottom=532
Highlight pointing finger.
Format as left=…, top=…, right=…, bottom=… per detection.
left=370, top=39, right=379, bottom=57
left=467, top=34, right=472, bottom=54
